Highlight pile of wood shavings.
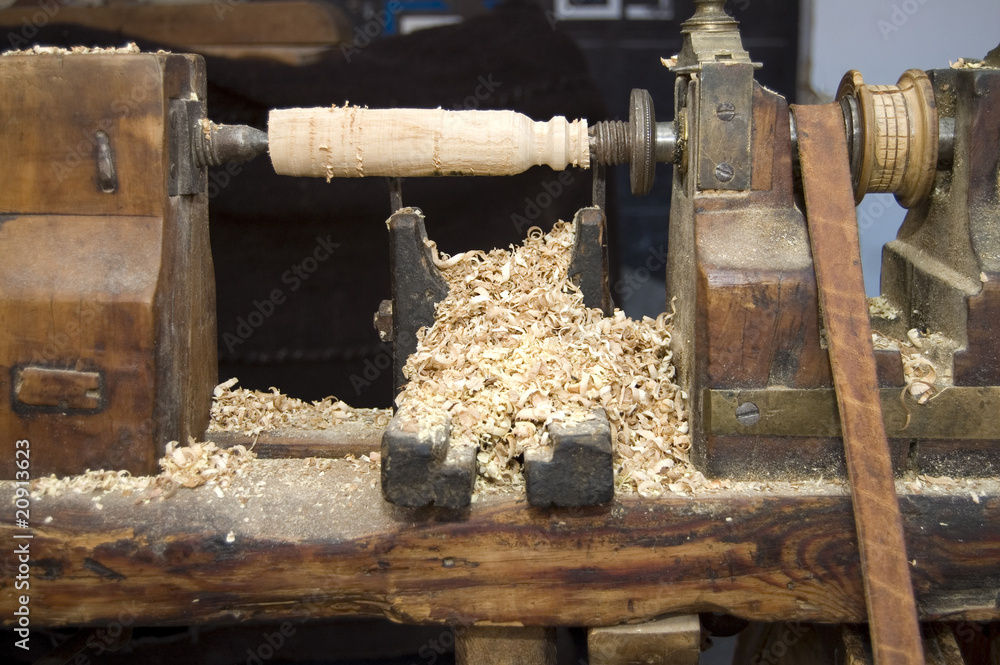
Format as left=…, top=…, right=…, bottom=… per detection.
left=209, top=378, right=388, bottom=440
left=2, top=43, right=141, bottom=56
left=31, top=439, right=254, bottom=500
left=396, top=221, right=707, bottom=497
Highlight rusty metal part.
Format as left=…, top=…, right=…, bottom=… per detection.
left=837, top=69, right=939, bottom=207
left=794, top=102, right=925, bottom=665
left=706, top=386, right=1000, bottom=440
left=589, top=89, right=679, bottom=196
left=95, top=130, right=117, bottom=193
left=192, top=121, right=268, bottom=168
left=567, top=206, right=613, bottom=315
left=672, top=0, right=759, bottom=73
left=387, top=209, right=450, bottom=395
left=629, top=88, right=656, bottom=195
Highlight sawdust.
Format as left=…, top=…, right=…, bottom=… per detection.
left=868, top=295, right=902, bottom=321
left=396, top=220, right=710, bottom=497
left=2, top=43, right=142, bottom=56
left=30, top=439, right=256, bottom=500
left=208, top=378, right=390, bottom=441
left=872, top=327, right=958, bottom=428
left=950, top=57, right=990, bottom=70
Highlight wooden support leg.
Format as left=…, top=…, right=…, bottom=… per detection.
left=588, top=615, right=701, bottom=665
left=455, top=626, right=557, bottom=665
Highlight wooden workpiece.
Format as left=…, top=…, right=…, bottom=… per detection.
left=3, top=459, right=1000, bottom=628
left=268, top=106, right=590, bottom=179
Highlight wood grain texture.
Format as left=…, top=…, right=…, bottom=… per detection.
left=455, top=626, right=556, bottom=665
left=268, top=107, right=590, bottom=179
left=2, top=461, right=1000, bottom=629
left=0, top=2, right=348, bottom=49
left=0, top=53, right=216, bottom=477
left=794, top=103, right=924, bottom=665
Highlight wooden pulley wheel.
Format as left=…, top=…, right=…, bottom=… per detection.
left=837, top=69, right=938, bottom=208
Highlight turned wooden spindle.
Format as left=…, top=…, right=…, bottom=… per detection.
left=268, top=106, right=590, bottom=179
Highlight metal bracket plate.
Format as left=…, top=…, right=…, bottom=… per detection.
left=696, top=62, right=754, bottom=191
left=706, top=386, right=1000, bottom=440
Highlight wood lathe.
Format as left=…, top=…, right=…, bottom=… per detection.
left=1, top=2, right=999, bottom=663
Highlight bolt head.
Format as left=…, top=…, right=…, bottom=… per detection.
left=735, top=402, right=760, bottom=427
left=716, top=102, right=736, bottom=121
left=715, top=162, right=735, bottom=182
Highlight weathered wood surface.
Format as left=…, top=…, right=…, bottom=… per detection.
left=796, top=103, right=925, bottom=665
left=0, top=53, right=216, bottom=478
left=2, top=460, right=999, bottom=628
left=208, top=422, right=384, bottom=459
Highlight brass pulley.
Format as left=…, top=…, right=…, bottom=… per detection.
left=837, top=69, right=938, bottom=208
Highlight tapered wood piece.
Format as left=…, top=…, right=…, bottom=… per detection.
left=793, top=102, right=924, bottom=665
left=269, top=107, right=589, bottom=179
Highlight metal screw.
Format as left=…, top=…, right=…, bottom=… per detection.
left=716, top=102, right=736, bottom=121
left=715, top=162, right=735, bottom=182
left=735, top=402, right=760, bottom=427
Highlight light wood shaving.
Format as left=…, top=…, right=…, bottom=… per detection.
left=30, top=439, right=255, bottom=499
left=2, top=43, right=141, bottom=56
left=395, top=221, right=703, bottom=497
left=209, top=378, right=389, bottom=440
left=950, top=58, right=988, bottom=70
left=868, top=295, right=902, bottom=321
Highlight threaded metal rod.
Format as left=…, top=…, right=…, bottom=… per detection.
left=589, top=120, right=632, bottom=166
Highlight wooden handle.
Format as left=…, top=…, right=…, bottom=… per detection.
left=268, top=106, right=590, bottom=179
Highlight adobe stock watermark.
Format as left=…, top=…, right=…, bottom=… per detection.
left=348, top=330, right=416, bottom=396
left=615, top=244, right=667, bottom=303
left=750, top=622, right=811, bottom=665
left=511, top=170, right=577, bottom=234
left=877, top=0, right=935, bottom=40
left=451, top=75, right=502, bottom=111
left=222, top=235, right=341, bottom=354
left=340, top=0, right=402, bottom=63
left=5, top=0, right=74, bottom=50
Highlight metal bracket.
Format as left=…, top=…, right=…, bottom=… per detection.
left=167, top=98, right=206, bottom=196
left=706, top=386, right=1000, bottom=440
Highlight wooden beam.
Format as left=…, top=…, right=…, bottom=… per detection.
left=2, top=461, right=1000, bottom=628
left=795, top=103, right=924, bottom=665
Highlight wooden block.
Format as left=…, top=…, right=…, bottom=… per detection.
left=455, top=626, right=556, bottom=665
left=0, top=53, right=216, bottom=477
left=524, top=409, right=614, bottom=507
left=588, top=615, right=701, bottom=665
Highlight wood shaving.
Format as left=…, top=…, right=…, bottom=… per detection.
left=868, top=295, right=902, bottom=321
left=209, top=378, right=389, bottom=440
left=30, top=438, right=255, bottom=499
left=395, top=221, right=701, bottom=497
left=950, top=58, right=988, bottom=70
left=872, top=327, right=958, bottom=428
left=2, top=43, right=141, bottom=56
